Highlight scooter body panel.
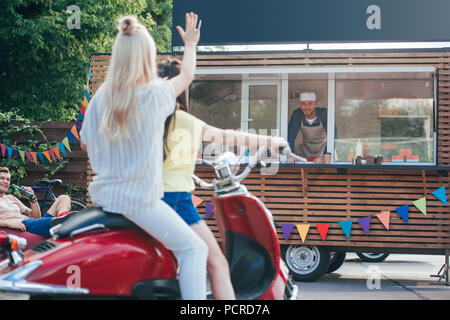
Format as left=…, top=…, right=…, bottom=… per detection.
left=213, top=194, right=287, bottom=300
left=21, top=229, right=178, bottom=296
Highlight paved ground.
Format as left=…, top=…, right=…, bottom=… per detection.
left=1, top=253, right=449, bottom=300
left=296, top=253, right=450, bottom=300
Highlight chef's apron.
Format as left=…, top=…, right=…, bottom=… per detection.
left=295, top=121, right=327, bottom=159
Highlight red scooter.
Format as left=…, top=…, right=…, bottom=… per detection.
left=0, top=148, right=298, bottom=300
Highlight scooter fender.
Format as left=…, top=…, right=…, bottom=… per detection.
left=212, top=194, right=288, bottom=300
left=16, top=229, right=178, bottom=297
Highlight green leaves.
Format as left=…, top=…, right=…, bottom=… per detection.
left=0, top=0, right=172, bottom=121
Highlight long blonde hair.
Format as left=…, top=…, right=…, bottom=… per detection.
left=101, top=16, right=159, bottom=141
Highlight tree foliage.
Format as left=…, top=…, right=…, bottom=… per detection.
left=0, top=0, right=173, bottom=122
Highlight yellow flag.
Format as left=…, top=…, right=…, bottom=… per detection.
left=296, top=224, right=310, bottom=243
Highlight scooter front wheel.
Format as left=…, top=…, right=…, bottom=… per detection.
left=281, top=245, right=330, bottom=282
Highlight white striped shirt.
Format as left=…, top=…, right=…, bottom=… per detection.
left=80, top=81, right=176, bottom=214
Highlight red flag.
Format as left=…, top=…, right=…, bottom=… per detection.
left=316, top=223, right=330, bottom=242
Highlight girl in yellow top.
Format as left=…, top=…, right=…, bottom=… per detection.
left=159, top=59, right=290, bottom=300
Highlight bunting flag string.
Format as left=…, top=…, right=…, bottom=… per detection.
left=0, top=70, right=90, bottom=166
left=279, top=185, right=448, bottom=242
left=205, top=202, right=213, bottom=219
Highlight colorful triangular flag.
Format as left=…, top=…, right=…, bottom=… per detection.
left=296, top=224, right=310, bottom=243
left=205, top=202, right=213, bottom=219
left=53, top=147, right=61, bottom=160
left=191, top=194, right=203, bottom=208
left=395, top=204, right=409, bottom=224
left=42, top=151, right=52, bottom=163
left=37, top=152, right=45, bottom=164
left=18, top=150, right=25, bottom=163
left=376, top=211, right=390, bottom=230
left=58, top=142, right=67, bottom=157
left=339, top=220, right=353, bottom=239
left=48, top=149, right=57, bottom=162
left=7, top=146, right=12, bottom=160
left=13, top=149, right=19, bottom=160
left=281, top=223, right=295, bottom=241
left=358, top=216, right=371, bottom=235
left=67, top=132, right=78, bottom=145
left=316, top=223, right=329, bottom=242
left=75, top=119, right=82, bottom=130
left=30, top=152, right=37, bottom=165
left=62, top=137, right=72, bottom=153
left=25, top=151, right=33, bottom=164
left=71, top=125, right=80, bottom=141
left=413, top=197, right=427, bottom=216
left=432, top=186, right=447, bottom=205
left=0, top=144, right=5, bottom=158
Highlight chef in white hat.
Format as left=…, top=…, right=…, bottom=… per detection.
left=287, top=92, right=328, bottom=164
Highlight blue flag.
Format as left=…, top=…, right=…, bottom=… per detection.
left=432, top=186, right=447, bottom=205
left=6, top=146, right=12, bottom=160
left=395, top=204, right=409, bottom=224
left=339, top=220, right=353, bottom=239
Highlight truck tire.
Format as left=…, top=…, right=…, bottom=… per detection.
left=327, top=252, right=346, bottom=274
left=281, top=245, right=330, bottom=282
left=356, top=253, right=389, bottom=262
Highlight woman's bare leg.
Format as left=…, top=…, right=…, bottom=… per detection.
left=191, top=220, right=236, bottom=300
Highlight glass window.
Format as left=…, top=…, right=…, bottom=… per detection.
left=190, top=74, right=242, bottom=130
left=190, top=74, right=242, bottom=159
left=334, top=72, right=435, bottom=164
left=248, top=84, right=278, bottom=132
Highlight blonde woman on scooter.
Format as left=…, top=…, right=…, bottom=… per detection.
left=80, top=13, right=208, bottom=300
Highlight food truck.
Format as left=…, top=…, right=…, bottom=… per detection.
left=88, top=0, right=450, bottom=282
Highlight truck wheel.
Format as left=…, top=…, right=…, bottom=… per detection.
left=282, top=245, right=330, bottom=282
left=356, top=253, right=390, bottom=262
left=327, top=252, right=346, bottom=274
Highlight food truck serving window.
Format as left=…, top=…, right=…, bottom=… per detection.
left=334, top=71, right=435, bottom=165
left=191, top=67, right=436, bottom=166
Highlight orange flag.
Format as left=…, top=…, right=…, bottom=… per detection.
left=192, top=194, right=204, bottom=208
left=53, top=146, right=61, bottom=160
left=42, top=151, right=52, bottom=163
left=71, top=125, right=80, bottom=141
left=376, top=211, right=390, bottom=230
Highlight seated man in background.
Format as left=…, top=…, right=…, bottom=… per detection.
left=0, top=166, right=72, bottom=237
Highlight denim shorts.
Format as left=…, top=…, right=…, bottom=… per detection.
left=162, top=192, right=203, bottom=226
left=22, top=213, right=53, bottom=237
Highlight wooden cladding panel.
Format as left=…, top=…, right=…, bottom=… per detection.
left=193, top=167, right=450, bottom=252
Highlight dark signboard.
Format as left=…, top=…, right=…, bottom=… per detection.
left=172, top=0, right=450, bottom=47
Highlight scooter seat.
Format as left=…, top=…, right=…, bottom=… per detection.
left=50, top=207, right=139, bottom=238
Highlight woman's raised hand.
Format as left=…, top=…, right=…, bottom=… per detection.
left=176, top=12, right=202, bottom=47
